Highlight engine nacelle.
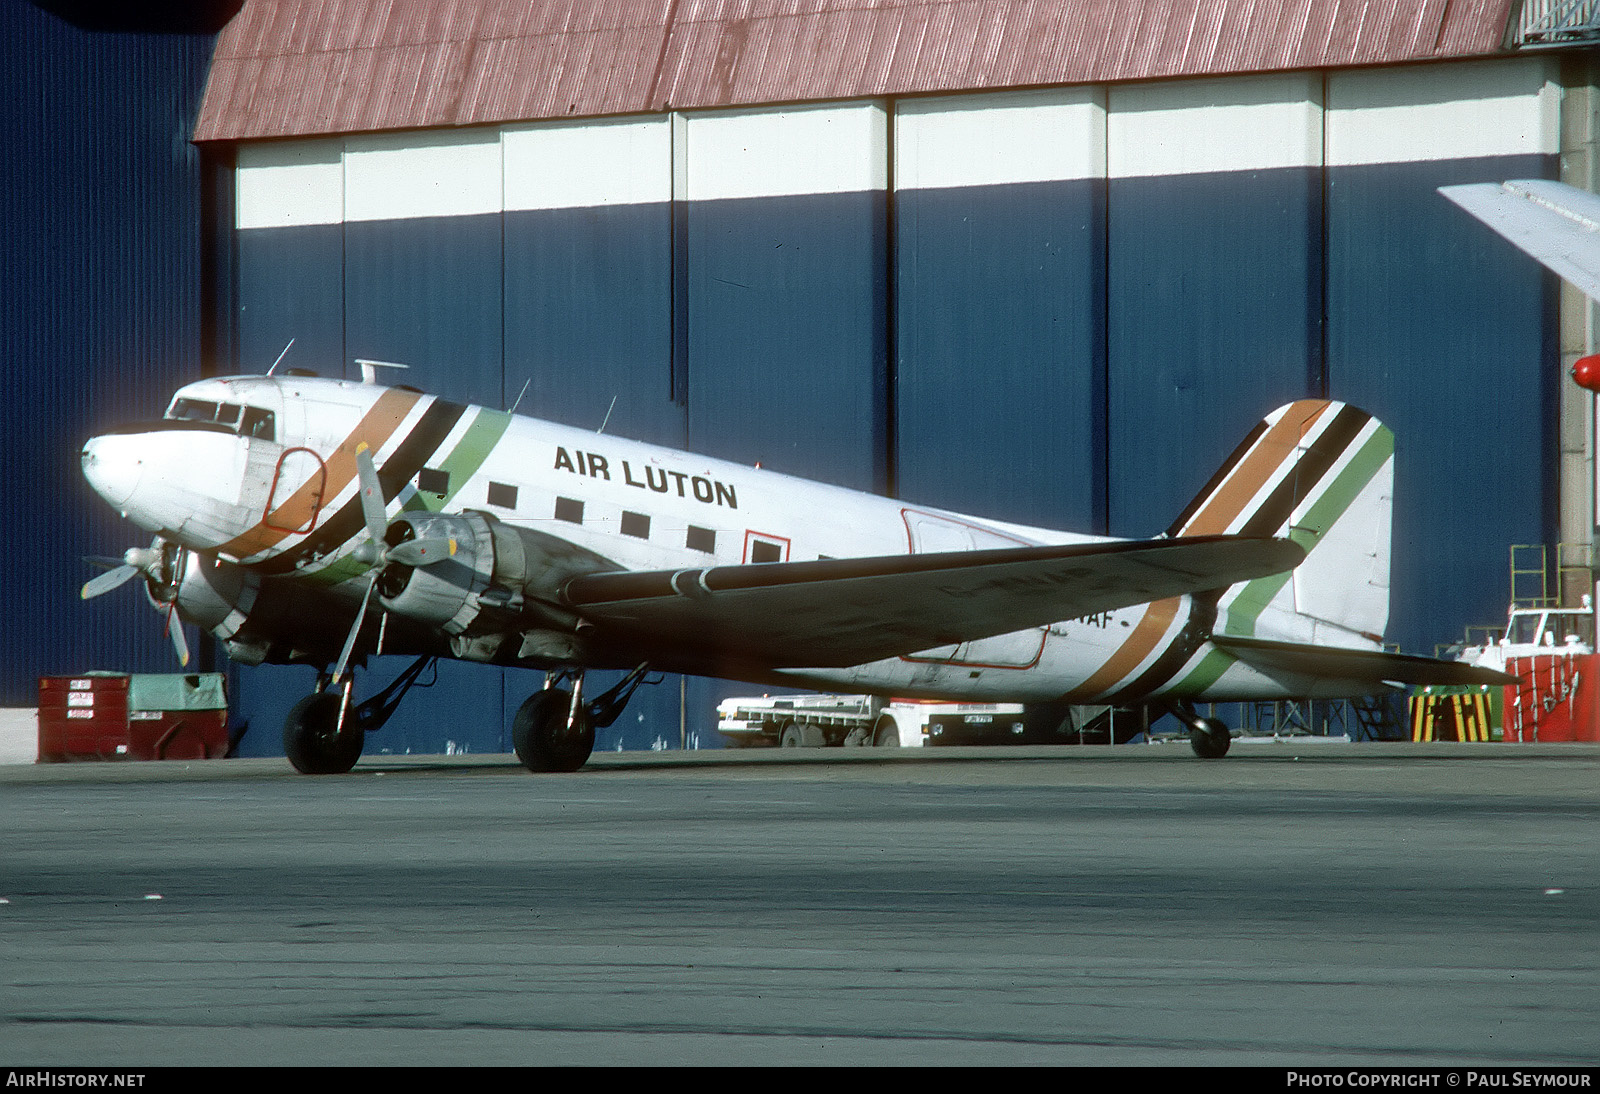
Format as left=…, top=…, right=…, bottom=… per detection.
left=376, top=509, right=616, bottom=637
left=168, top=549, right=327, bottom=666
left=168, top=548, right=261, bottom=647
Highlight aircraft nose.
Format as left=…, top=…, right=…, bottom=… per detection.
left=81, top=433, right=144, bottom=509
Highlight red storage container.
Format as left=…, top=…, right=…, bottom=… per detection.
left=37, top=673, right=229, bottom=761
left=37, top=674, right=131, bottom=761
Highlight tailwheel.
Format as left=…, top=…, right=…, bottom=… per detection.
left=283, top=691, right=364, bottom=774
left=513, top=688, right=595, bottom=773
left=1189, top=716, right=1232, bottom=759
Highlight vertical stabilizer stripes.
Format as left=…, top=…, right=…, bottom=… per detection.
left=1171, top=401, right=1331, bottom=537
left=1238, top=405, right=1374, bottom=539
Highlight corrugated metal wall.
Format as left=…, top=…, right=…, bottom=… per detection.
left=0, top=5, right=220, bottom=706
left=893, top=89, right=1108, bottom=531
left=1325, top=60, right=1560, bottom=665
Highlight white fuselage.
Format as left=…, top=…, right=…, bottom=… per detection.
left=81, top=374, right=1361, bottom=704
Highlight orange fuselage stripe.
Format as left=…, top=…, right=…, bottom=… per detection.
left=1071, top=595, right=1181, bottom=700
left=221, top=388, right=421, bottom=561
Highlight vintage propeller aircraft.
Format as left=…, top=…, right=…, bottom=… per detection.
left=79, top=363, right=1508, bottom=773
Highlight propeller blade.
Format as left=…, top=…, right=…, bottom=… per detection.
left=385, top=536, right=456, bottom=568
left=164, top=601, right=190, bottom=668
left=81, top=564, right=141, bottom=600
left=331, top=573, right=378, bottom=686
left=354, top=443, right=388, bottom=546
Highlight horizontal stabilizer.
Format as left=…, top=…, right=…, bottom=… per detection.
left=1213, top=635, right=1517, bottom=689
left=563, top=535, right=1304, bottom=670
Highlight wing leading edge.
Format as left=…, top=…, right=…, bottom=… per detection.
left=1440, top=179, right=1600, bottom=300
left=562, top=535, right=1305, bottom=671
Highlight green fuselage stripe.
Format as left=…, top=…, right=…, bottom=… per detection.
left=403, top=407, right=512, bottom=515
left=308, top=407, right=513, bottom=587
left=1168, top=425, right=1395, bottom=695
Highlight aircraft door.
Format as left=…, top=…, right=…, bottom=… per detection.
left=901, top=509, right=1047, bottom=668
left=262, top=447, right=328, bottom=534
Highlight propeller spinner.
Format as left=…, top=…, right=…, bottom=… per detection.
left=80, top=538, right=191, bottom=667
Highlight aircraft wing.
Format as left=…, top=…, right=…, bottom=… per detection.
left=1212, top=635, right=1518, bottom=689
left=562, top=535, right=1304, bottom=670
left=1439, top=179, right=1600, bottom=300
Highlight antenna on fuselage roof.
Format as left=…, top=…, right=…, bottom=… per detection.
left=266, top=338, right=295, bottom=376
left=508, top=377, right=531, bottom=415
left=597, top=395, right=617, bottom=435
left=355, top=359, right=410, bottom=385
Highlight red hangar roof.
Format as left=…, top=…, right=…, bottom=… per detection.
left=194, top=0, right=1523, bottom=143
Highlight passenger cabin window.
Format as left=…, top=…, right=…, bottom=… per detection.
left=417, top=468, right=449, bottom=497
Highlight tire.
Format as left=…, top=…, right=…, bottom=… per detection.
left=799, top=722, right=826, bottom=747
left=873, top=718, right=901, bottom=747
left=283, top=692, right=364, bottom=774
left=780, top=723, right=805, bottom=747
left=1189, top=717, right=1232, bottom=759
left=513, top=688, right=595, bottom=773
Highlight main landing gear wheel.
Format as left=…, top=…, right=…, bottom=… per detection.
left=513, top=688, right=595, bottom=773
left=283, top=692, right=364, bottom=774
left=1189, top=716, right=1232, bottom=759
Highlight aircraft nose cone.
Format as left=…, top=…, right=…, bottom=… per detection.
left=81, top=433, right=143, bottom=509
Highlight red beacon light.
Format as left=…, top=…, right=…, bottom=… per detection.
left=1572, top=355, right=1600, bottom=392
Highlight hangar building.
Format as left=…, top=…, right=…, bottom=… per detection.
left=7, top=0, right=1598, bottom=753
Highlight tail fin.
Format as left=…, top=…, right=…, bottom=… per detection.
left=1170, top=400, right=1394, bottom=648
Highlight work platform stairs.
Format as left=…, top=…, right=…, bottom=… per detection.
left=1518, top=0, right=1600, bottom=45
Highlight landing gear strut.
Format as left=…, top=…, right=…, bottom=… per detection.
left=1164, top=701, right=1233, bottom=759
left=513, top=664, right=655, bottom=774
left=282, top=655, right=437, bottom=775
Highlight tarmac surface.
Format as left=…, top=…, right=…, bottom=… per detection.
left=2, top=741, right=1597, bottom=1067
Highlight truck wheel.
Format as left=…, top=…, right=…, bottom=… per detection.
left=780, top=723, right=825, bottom=747
left=874, top=718, right=900, bottom=747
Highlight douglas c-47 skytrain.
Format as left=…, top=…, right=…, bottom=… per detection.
left=79, top=364, right=1510, bottom=772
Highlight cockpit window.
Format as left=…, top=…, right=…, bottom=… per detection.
left=241, top=407, right=275, bottom=441
left=165, top=398, right=275, bottom=442
left=170, top=398, right=220, bottom=422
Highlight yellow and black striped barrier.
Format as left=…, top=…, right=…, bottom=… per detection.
left=1409, top=688, right=1497, bottom=742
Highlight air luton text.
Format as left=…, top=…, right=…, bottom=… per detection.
left=554, top=447, right=738, bottom=509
